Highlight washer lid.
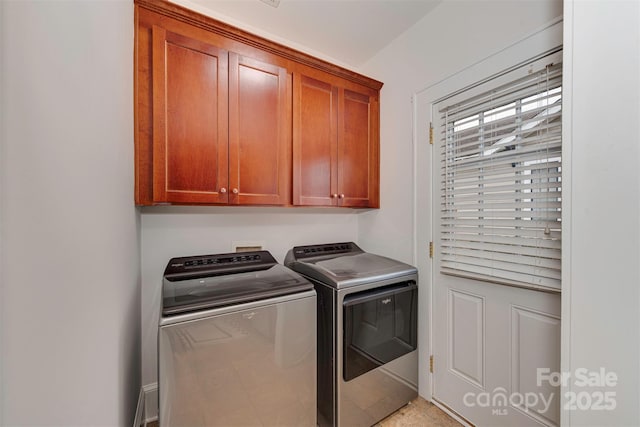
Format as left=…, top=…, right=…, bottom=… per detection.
left=285, top=243, right=417, bottom=288
left=162, top=251, right=312, bottom=316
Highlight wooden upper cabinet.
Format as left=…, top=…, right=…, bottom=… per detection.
left=293, top=74, right=379, bottom=208
left=152, top=26, right=229, bottom=204
left=134, top=0, right=382, bottom=207
left=229, top=54, right=290, bottom=205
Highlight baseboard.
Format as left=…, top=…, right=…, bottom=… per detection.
left=133, top=387, right=145, bottom=427
left=143, top=382, right=159, bottom=424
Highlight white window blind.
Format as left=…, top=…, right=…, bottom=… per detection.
left=439, top=62, right=562, bottom=290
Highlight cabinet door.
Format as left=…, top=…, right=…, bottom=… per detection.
left=337, top=88, right=380, bottom=208
left=229, top=53, right=290, bottom=205
left=152, top=26, right=229, bottom=203
left=293, top=74, right=338, bottom=206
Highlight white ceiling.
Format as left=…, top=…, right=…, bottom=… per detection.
left=185, top=0, right=442, bottom=68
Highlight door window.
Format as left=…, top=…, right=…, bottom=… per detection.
left=438, top=63, right=562, bottom=290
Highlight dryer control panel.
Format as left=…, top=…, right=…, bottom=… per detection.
left=290, top=242, right=362, bottom=260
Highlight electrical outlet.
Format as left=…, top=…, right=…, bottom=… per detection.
left=233, top=241, right=265, bottom=252
left=235, top=246, right=263, bottom=253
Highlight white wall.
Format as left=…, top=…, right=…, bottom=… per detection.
left=562, top=1, right=640, bottom=425
left=0, top=1, right=140, bottom=425
left=140, top=207, right=358, bottom=417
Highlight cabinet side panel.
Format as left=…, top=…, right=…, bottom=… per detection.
left=135, top=11, right=154, bottom=205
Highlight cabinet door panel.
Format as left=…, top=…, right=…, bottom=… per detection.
left=229, top=54, right=290, bottom=205
left=293, top=75, right=338, bottom=206
left=338, top=89, right=379, bottom=208
left=152, top=26, right=229, bottom=203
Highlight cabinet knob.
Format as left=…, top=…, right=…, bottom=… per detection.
left=331, top=194, right=338, bottom=198
left=232, top=188, right=239, bottom=194
left=339, top=194, right=345, bottom=199
left=220, top=187, right=227, bottom=194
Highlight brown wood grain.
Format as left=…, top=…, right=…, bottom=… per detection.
left=229, top=53, right=290, bottom=205
left=134, top=7, right=154, bottom=205
left=293, top=74, right=338, bottom=206
left=293, top=75, right=380, bottom=208
left=152, top=26, right=229, bottom=204
left=338, top=88, right=379, bottom=208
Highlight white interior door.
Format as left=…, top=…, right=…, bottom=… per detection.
left=430, top=53, right=563, bottom=427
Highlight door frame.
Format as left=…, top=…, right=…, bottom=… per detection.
left=412, top=16, right=564, bottom=417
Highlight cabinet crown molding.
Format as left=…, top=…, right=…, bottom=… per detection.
left=135, top=0, right=384, bottom=91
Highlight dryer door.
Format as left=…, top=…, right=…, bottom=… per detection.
left=343, top=281, right=417, bottom=381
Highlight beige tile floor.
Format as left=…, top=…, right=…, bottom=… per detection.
left=147, top=396, right=461, bottom=427
left=377, top=397, right=462, bottom=427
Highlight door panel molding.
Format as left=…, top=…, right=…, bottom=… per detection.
left=511, top=306, right=561, bottom=426
left=448, top=289, right=485, bottom=388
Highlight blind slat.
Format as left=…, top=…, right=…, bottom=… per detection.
left=441, top=239, right=560, bottom=259
left=444, top=111, right=562, bottom=151
left=441, top=267, right=561, bottom=289
left=440, top=254, right=561, bottom=279
left=441, top=248, right=561, bottom=270
left=441, top=201, right=562, bottom=211
left=445, top=190, right=562, bottom=204
left=442, top=233, right=561, bottom=250
left=440, top=162, right=562, bottom=181
left=442, top=226, right=560, bottom=239
left=442, top=218, right=560, bottom=229
left=442, top=180, right=562, bottom=196
left=441, top=149, right=561, bottom=175
left=444, top=138, right=562, bottom=169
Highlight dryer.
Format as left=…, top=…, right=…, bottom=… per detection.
left=285, top=242, right=418, bottom=427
